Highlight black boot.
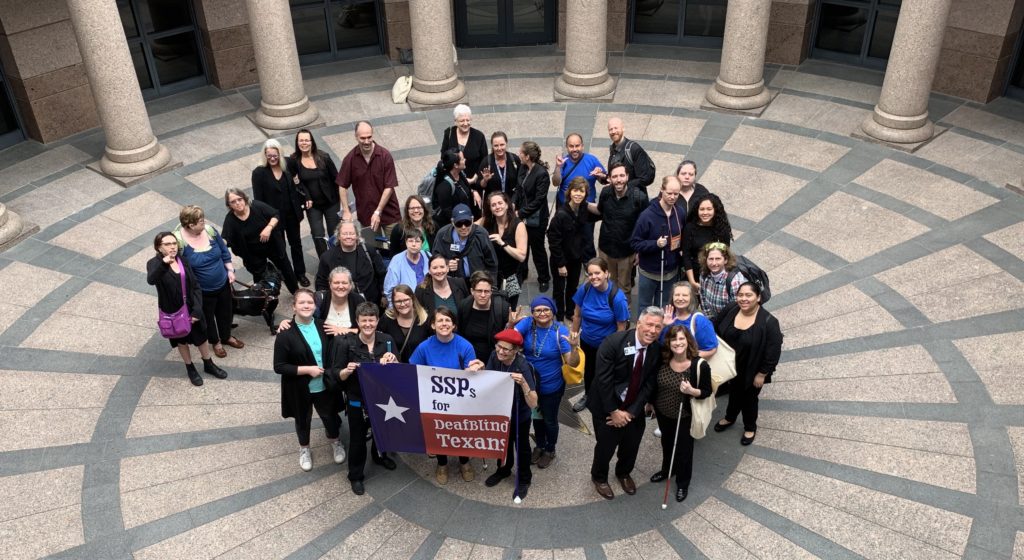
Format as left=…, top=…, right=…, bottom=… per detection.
left=186, top=363, right=203, bottom=386
left=203, top=358, right=228, bottom=379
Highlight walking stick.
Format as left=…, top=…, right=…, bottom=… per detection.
left=658, top=225, right=667, bottom=308
left=661, top=399, right=685, bottom=509
left=513, top=406, right=522, bottom=503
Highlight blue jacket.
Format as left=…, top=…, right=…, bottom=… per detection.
left=630, top=198, right=686, bottom=275
left=382, top=250, right=430, bottom=306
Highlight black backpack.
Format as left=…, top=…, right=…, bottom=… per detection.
left=727, top=255, right=772, bottom=304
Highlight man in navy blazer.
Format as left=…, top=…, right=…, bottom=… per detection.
left=588, top=306, right=664, bottom=500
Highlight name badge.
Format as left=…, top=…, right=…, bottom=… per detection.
left=624, top=346, right=637, bottom=356
left=450, top=244, right=461, bottom=252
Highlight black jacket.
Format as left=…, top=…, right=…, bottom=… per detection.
left=682, top=182, right=711, bottom=215
left=547, top=202, right=590, bottom=269
left=432, top=172, right=475, bottom=228
left=315, top=243, right=386, bottom=306
left=714, top=304, right=783, bottom=388
left=416, top=277, right=469, bottom=316
left=481, top=152, right=522, bottom=199
left=378, top=314, right=432, bottom=362
left=608, top=138, right=655, bottom=196
left=441, top=126, right=489, bottom=180
left=147, top=256, right=204, bottom=320
left=433, top=223, right=499, bottom=281
left=594, top=184, right=648, bottom=258
left=285, top=154, right=340, bottom=208
left=273, top=319, right=336, bottom=419
left=252, top=165, right=307, bottom=223
left=588, top=329, right=660, bottom=418
left=326, top=332, right=395, bottom=400
left=681, top=221, right=731, bottom=274
left=515, top=164, right=551, bottom=228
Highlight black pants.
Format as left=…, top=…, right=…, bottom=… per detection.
left=590, top=411, right=645, bottom=483
left=346, top=403, right=383, bottom=481
left=551, top=259, right=582, bottom=322
left=725, top=383, right=762, bottom=432
left=294, top=390, right=342, bottom=447
left=656, top=411, right=694, bottom=489
left=496, top=415, right=532, bottom=484
left=519, top=225, right=550, bottom=285
left=280, top=215, right=307, bottom=277
left=243, top=238, right=299, bottom=293
left=437, top=455, right=470, bottom=466
left=201, top=282, right=233, bottom=345
left=581, top=221, right=597, bottom=262
left=581, top=341, right=599, bottom=395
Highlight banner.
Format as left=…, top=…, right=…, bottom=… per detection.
left=358, top=363, right=514, bottom=460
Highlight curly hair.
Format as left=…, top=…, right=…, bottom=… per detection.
left=688, top=192, right=733, bottom=242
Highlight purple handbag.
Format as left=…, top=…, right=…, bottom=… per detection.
left=157, top=257, right=193, bottom=339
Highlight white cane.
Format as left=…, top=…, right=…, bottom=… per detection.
left=661, top=399, right=685, bottom=509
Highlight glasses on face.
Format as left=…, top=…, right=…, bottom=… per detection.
left=408, top=206, right=423, bottom=212
left=160, top=241, right=178, bottom=247
left=455, top=221, right=472, bottom=228
left=228, top=198, right=245, bottom=205
left=394, top=298, right=412, bottom=306
left=532, top=308, right=552, bottom=314
left=266, top=153, right=279, bottom=159
left=495, top=345, right=516, bottom=353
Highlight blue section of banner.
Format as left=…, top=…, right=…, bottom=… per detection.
left=359, top=363, right=426, bottom=454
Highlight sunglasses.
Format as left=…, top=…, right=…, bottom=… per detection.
left=455, top=221, right=472, bottom=228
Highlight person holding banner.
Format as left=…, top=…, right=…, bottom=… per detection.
left=588, top=306, right=664, bottom=500
left=484, top=329, right=538, bottom=501
left=329, top=302, right=399, bottom=495
left=457, top=271, right=513, bottom=367
left=409, top=307, right=485, bottom=484
left=379, top=284, right=431, bottom=363
left=273, top=289, right=345, bottom=473
left=515, top=295, right=580, bottom=469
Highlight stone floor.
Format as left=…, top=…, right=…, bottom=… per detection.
left=1, top=46, right=1024, bottom=559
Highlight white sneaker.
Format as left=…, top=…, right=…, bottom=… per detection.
left=653, top=427, right=662, bottom=438
left=332, top=441, right=347, bottom=464
left=299, top=447, right=313, bottom=471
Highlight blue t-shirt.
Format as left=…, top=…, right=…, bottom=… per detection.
left=572, top=281, right=630, bottom=347
left=515, top=317, right=571, bottom=394
left=296, top=321, right=325, bottom=393
left=660, top=313, right=719, bottom=352
left=409, top=334, right=476, bottom=369
left=556, top=153, right=604, bottom=205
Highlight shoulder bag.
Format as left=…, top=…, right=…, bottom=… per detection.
left=157, top=258, right=193, bottom=339
left=689, top=358, right=715, bottom=439
left=691, top=312, right=736, bottom=392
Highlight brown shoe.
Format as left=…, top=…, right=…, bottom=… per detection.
left=213, top=344, right=227, bottom=358
left=530, top=448, right=542, bottom=464
left=537, top=451, right=555, bottom=469
left=225, top=337, right=245, bottom=349
left=459, top=462, right=475, bottom=482
left=593, top=480, right=615, bottom=500
left=617, top=475, right=637, bottom=495
left=436, top=465, right=448, bottom=485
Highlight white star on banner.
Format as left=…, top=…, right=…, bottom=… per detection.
left=376, top=396, right=410, bottom=423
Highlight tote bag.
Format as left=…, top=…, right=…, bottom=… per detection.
left=689, top=358, right=715, bottom=439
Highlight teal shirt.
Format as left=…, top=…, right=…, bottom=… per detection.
left=296, top=321, right=325, bottom=393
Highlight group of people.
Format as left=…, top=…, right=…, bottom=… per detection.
left=146, top=105, right=783, bottom=503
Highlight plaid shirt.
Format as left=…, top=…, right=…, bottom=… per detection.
left=700, top=269, right=746, bottom=320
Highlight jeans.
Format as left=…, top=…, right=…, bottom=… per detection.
left=306, top=202, right=341, bottom=257
left=532, top=384, right=565, bottom=453
left=637, top=270, right=678, bottom=309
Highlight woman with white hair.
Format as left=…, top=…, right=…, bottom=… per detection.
left=441, top=104, right=489, bottom=196
left=253, top=138, right=311, bottom=286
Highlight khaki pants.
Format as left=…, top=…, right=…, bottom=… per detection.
left=600, top=251, right=633, bottom=305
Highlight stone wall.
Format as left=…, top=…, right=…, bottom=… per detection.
left=933, top=0, right=1024, bottom=102
left=193, top=0, right=257, bottom=90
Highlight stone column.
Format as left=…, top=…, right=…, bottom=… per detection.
left=859, top=0, right=952, bottom=145
left=244, top=0, right=320, bottom=132
left=704, top=0, right=772, bottom=113
left=66, top=0, right=175, bottom=184
left=406, top=0, right=465, bottom=107
left=555, top=0, right=615, bottom=100
left=0, top=204, right=38, bottom=251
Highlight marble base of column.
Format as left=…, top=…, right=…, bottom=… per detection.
left=249, top=97, right=323, bottom=136
left=702, top=78, right=773, bottom=116
left=554, top=69, right=616, bottom=102
left=853, top=108, right=946, bottom=153
left=407, top=76, right=466, bottom=111
left=0, top=203, right=40, bottom=252
left=87, top=141, right=182, bottom=187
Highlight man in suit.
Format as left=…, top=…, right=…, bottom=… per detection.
left=588, top=306, right=665, bottom=499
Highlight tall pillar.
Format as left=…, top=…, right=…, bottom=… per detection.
left=703, top=0, right=772, bottom=113
left=244, top=0, right=320, bottom=132
left=859, top=0, right=952, bottom=146
left=406, top=0, right=465, bottom=107
left=555, top=0, right=616, bottom=100
left=0, top=204, right=38, bottom=251
left=66, top=0, right=176, bottom=184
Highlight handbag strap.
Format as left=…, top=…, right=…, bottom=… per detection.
left=175, top=257, right=187, bottom=307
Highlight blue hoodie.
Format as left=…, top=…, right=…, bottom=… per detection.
left=630, top=198, right=686, bottom=275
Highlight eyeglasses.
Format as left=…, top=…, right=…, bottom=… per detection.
left=495, top=345, right=516, bottom=353
left=160, top=242, right=178, bottom=247
left=455, top=221, right=472, bottom=228
left=228, top=198, right=245, bottom=205
left=532, top=308, right=552, bottom=314
left=394, top=298, right=412, bottom=306
left=408, top=206, right=423, bottom=212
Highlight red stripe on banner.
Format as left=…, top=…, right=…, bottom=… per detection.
left=421, top=413, right=510, bottom=461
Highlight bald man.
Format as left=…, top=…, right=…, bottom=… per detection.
left=592, top=117, right=655, bottom=203
left=336, top=121, right=401, bottom=237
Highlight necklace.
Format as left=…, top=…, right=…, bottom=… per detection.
left=531, top=323, right=554, bottom=358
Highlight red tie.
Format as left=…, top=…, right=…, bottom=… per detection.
left=623, top=347, right=645, bottom=408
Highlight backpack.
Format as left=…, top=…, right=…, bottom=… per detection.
left=622, top=140, right=655, bottom=180
left=727, top=255, right=772, bottom=304
left=417, top=168, right=437, bottom=206
left=583, top=282, right=622, bottom=313
left=173, top=223, right=219, bottom=249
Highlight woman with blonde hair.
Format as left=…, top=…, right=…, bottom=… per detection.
left=379, top=284, right=431, bottom=363
left=253, top=138, right=311, bottom=286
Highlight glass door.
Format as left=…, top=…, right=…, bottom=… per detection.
left=290, top=0, right=384, bottom=64
left=811, top=0, right=901, bottom=68
left=631, top=0, right=727, bottom=46
left=454, top=0, right=555, bottom=47
left=117, top=0, right=207, bottom=98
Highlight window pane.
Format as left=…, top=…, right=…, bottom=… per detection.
left=511, top=0, right=545, bottom=35
left=141, top=0, right=193, bottom=34
left=1012, top=50, right=1024, bottom=90
left=465, top=0, right=500, bottom=37
left=0, top=82, right=19, bottom=135
left=149, top=31, right=202, bottom=86
left=118, top=0, right=139, bottom=38
left=293, top=5, right=331, bottom=55
left=129, top=41, right=154, bottom=90
left=879, top=0, right=901, bottom=6
left=331, top=1, right=380, bottom=50
left=683, top=0, right=726, bottom=38
left=815, top=3, right=868, bottom=55
left=634, top=0, right=680, bottom=35
left=867, top=9, right=898, bottom=59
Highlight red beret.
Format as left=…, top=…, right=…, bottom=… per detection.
left=494, top=328, right=524, bottom=347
